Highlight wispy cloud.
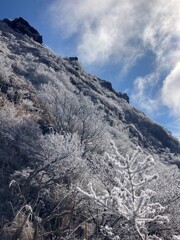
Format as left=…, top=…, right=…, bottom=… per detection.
left=131, top=72, right=160, bottom=115
left=161, top=62, right=180, bottom=116
left=47, top=0, right=180, bottom=131
left=132, top=0, right=180, bottom=112
left=47, top=0, right=149, bottom=66
left=142, top=1, right=180, bottom=70
left=48, top=0, right=180, bottom=67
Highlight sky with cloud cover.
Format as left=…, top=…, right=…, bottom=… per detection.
left=0, top=0, right=180, bottom=139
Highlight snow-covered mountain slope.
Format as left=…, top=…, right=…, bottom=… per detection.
left=0, top=17, right=180, bottom=240
left=0, top=18, right=179, bottom=164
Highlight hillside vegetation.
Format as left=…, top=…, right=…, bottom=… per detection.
left=0, top=18, right=180, bottom=240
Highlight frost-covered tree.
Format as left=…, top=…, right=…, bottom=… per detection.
left=78, top=142, right=168, bottom=240
left=40, top=82, right=108, bottom=156
left=7, top=131, right=92, bottom=239
left=149, top=162, right=180, bottom=238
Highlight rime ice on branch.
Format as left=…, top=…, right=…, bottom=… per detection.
left=78, top=142, right=168, bottom=240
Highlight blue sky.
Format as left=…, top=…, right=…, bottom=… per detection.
left=0, top=0, right=180, bottom=139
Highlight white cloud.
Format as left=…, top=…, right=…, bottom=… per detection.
left=48, top=0, right=180, bottom=68
left=142, top=0, right=180, bottom=70
left=161, top=62, right=180, bottom=116
left=47, top=0, right=180, bottom=120
left=47, top=0, right=150, bottom=65
left=132, top=73, right=160, bottom=114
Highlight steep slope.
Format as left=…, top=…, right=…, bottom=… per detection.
left=0, top=17, right=180, bottom=240
left=0, top=18, right=179, bottom=160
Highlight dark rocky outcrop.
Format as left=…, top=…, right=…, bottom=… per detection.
left=100, top=79, right=113, bottom=91
left=117, top=92, right=129, bottom=103
left=69, top=57, right=78, bottom=61
left=3, top=17, right=43, bottom=44
left=99, top=79, right=129, bottom=102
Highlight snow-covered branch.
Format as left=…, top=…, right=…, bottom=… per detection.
left=77, top=143, right=168, bottom=239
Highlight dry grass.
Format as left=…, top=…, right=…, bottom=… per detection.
left=1, top=208, right=34, bottom=240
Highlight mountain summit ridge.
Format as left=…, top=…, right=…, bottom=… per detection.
left=3, top=17, right=43, bottom=44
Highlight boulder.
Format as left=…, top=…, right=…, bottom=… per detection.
left=69, top=57, right=78, bottom=61
left=3, top=17, right=43, bottom=44
left=100, top=80, right=113, bottom=91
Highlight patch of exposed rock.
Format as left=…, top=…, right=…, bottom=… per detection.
left=3, top=17, right=43, bottom=44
